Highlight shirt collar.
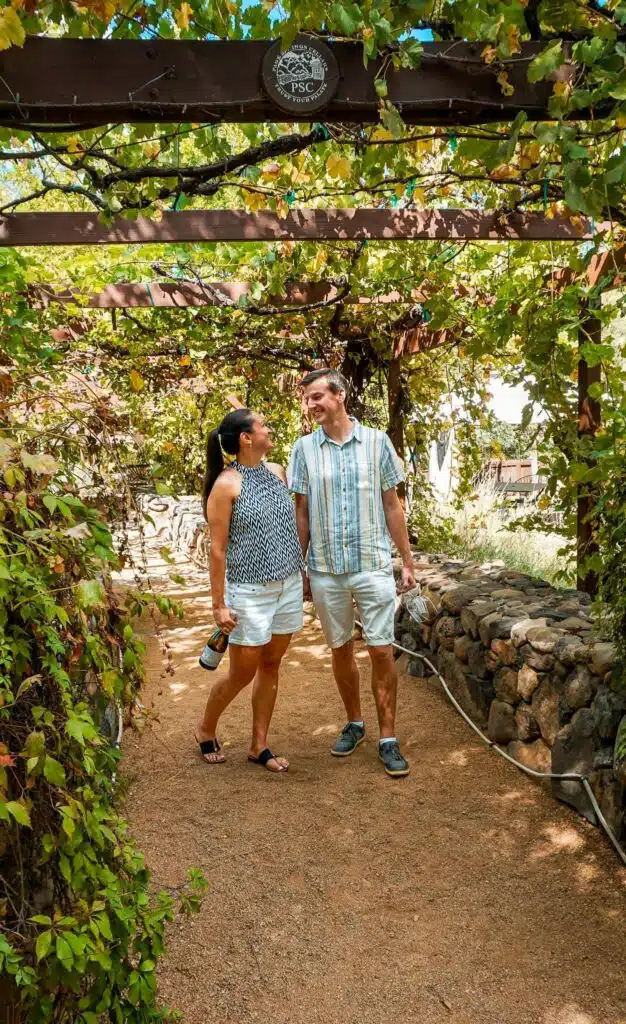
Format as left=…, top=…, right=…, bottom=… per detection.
left=319, top=417, right=362, bottom=446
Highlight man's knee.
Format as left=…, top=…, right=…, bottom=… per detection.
left=331, top=639, right=355, bottom=664
left=367, top=644, right=395, bottom=669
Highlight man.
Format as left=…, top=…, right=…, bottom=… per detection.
left=288, top=368, right=416, bottom=777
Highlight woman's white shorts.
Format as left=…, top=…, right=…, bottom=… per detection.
left=225, top=571, right=303, bottom=647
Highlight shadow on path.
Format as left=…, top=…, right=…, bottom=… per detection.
left=122, top=561, right=626, bottom=1024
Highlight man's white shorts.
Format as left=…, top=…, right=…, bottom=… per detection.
left=225, top=571, right=303, bottom=647
left=309, top=563, right=396, bottom=649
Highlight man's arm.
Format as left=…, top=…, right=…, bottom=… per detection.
left=294, top=493, right=311, bottom=599
left=382, top=487, right=416, bottom=593
left=294, top=492, right=310, bottom=558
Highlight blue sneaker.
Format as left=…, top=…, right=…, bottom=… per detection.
left=331, top=722, right=365, bottom=757
left=379, top=740, right=410, bottom=777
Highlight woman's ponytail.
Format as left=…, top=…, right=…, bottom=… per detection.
left=202, top=428, right=224, bottom=518
left=202, top=408, right=255, bottom=517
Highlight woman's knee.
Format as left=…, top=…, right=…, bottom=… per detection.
left=228, top=645, right=261, bottom=685
left=259, top=648, right=286, bottom=672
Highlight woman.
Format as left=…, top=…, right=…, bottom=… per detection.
left=195, top=408, right=304, bottom=773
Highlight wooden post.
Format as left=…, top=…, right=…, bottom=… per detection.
left=388, top=352, right=406, bottom=502
left=577, top=302, right=602, bottom=595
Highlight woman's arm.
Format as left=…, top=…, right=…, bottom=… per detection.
left=206, top=474, right=239, bottom=632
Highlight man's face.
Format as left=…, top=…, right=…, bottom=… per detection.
left=303, top=378, right=345, bottom=426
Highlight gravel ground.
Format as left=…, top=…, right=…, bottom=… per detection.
left=121, top=555, right=626, bottom=1024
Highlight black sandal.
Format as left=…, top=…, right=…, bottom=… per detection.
left=195, top=735, right=225, bottom=764
left=248, top=748, right=288, bottom=773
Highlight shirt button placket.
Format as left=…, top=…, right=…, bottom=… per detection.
left=341, top=450, right=348, bottom=571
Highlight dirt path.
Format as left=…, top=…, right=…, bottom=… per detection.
left=121, top=551, right=626, bottom=1024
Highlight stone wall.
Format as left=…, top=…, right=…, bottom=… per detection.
left=139, top=494, right=210, bottom=567
left=395, top=554, right=626, bottom=840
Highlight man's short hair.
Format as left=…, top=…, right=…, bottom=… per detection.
left=299, top=368, right=349, bottom=398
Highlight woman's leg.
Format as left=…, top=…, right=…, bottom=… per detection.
left=196, top=643, right=262, bottom=762
left=249, top=632, right=293, bottom=771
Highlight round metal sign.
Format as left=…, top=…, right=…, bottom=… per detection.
left=261, top=35, right=339, bottom=115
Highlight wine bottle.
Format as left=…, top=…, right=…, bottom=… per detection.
left=199, top=628, right=229, bottom=671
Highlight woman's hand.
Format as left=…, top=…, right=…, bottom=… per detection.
left=213, top=605, right=239, bottom=634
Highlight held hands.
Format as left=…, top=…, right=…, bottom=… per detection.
left=213, top=605, right=239, bottom=634
left=396, top=565, right=417, bottom=594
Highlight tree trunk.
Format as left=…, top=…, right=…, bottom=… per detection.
left=387, top=354, right=406, bottom=501
left=577, top=302, right=602, bottom=595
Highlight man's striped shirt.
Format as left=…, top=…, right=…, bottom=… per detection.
left=287, top=419, right=404, bottom=575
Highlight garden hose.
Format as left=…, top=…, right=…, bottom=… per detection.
left=356, top=620, right=626, bottom=867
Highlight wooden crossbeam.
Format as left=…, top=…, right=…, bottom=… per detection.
left=0, top=209, right=603, bottom=247
left=0, top=38, right=569, bottom=128
left=30, top=280, right=435, bottom=309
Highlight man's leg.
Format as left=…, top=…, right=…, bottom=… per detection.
left=309, top=570, right=365, bottom=756
left=331, top=639, right=362, bottom=722
left=353, top=565, right=409, bottom=776
left=367, top=644, right=398, bottom=739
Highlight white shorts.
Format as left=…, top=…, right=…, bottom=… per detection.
left=309, top=563, right=396, bottom=649
left=225, top=571, right=303, bottom=647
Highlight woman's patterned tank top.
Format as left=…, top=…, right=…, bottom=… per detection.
left=226, top=462, right=304, bottom=584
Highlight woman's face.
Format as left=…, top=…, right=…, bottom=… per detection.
left=241, top=413, right=273, bottom=455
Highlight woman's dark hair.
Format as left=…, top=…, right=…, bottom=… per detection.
left=202, top=408, right=255, bottom=516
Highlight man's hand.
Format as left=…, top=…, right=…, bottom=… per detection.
left=213, top=605, right=239, bottom=634
left=302, top=569, right=312, bottom=601
left=397, top=565, right=417, bottom=594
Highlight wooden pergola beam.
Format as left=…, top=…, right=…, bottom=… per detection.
left=0, top=209, right=604, bottom=248
left=0, top=38, right=572, bottom=128
left=30, top=280, right=433, bottom=309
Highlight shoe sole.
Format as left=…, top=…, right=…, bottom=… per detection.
left=379, top=756, right=410, bottom=777
left=330, top=735, right=366, bottom=757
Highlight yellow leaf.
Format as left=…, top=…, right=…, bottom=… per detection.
left=129, top=369, right=144, bottom=392
left=371, top=126, right=393, bottom=142
left=553, top=81, right=569, bottom=98
left=274, top=198, right=289, bottom=219
left=11, top=0, right=24, bottom=9
left=225, top=0, right=237, bottom=12
left=175, top=2, right=193, bottom=30
left=143, top=141, right=160, bottom=160
left=326, top=154, right=351, bottom=180
left=412, top=187, right=426, bottom=205
left=482, top=45, right=497, bottom=64
left=505, top=24, right=521, bottom=56
left=0, top=7, right=25, bottom=50
left=262, top=160, right=281, bottom=180
left=519, top=143, right=540, bottom=170
left=82, top=0, right=117, bottom=20
left=489, top=163, right=518, bottom=181
left=243, top=190, right=266, bottom=212
left=67, top=136, right=84, bottom=155
left=309, top=250, right=327, bottom=272
left=497, top=71, right=514, bottom=97
left=617, top=116, right=626, bottom=129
